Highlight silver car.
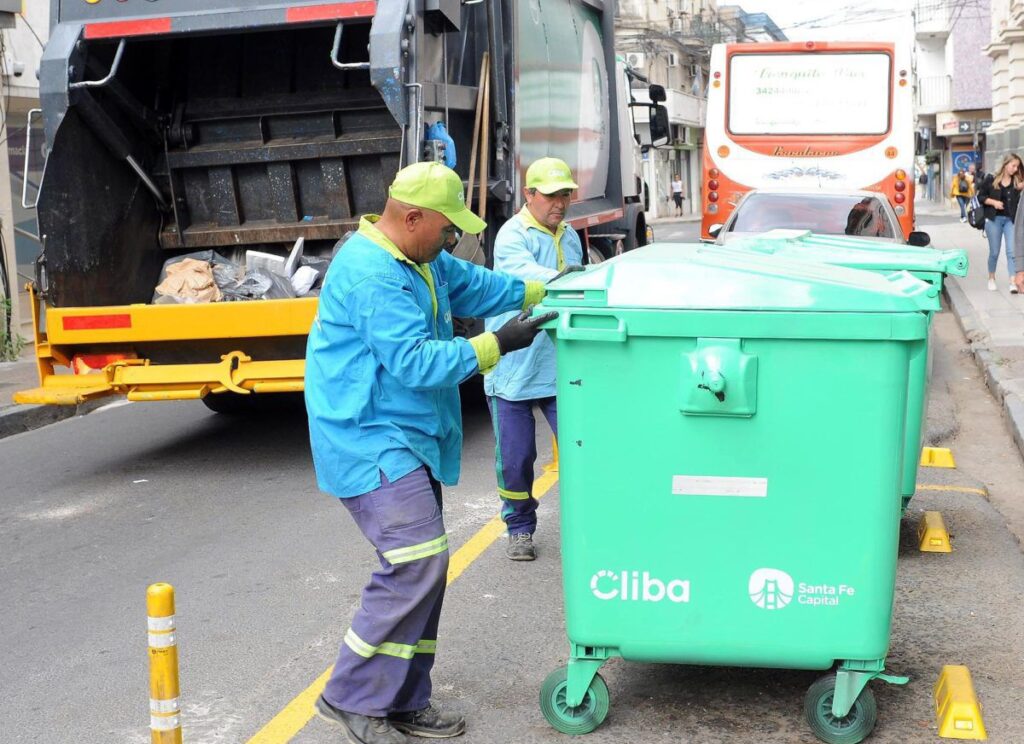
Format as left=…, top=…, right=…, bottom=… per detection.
left=710, top=190, right=931, bottom=247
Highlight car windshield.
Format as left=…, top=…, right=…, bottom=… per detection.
left=728, top=194, right=898, bottom=239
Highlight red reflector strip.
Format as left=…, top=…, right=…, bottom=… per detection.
left=84, top=17, right=173, bottom=39
left=62, top=314, right=133, bottom=331
left=286, top=1, right=377, bottom=22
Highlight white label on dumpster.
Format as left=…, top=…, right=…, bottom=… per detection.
left=672, top=475, right=768, bottom=498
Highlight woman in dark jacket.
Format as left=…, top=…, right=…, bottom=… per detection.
left=977, top=153, right=1024, bottom=293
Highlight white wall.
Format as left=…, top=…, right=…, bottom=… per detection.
left=916, top=37, right=946, bottom=79
left=3, top=5, right=48, bottom=99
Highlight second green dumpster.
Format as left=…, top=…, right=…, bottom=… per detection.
left=718, top=229, right=968, bottom=510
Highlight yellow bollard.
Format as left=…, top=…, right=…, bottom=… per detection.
left=147, top=583, right=182, bottom=744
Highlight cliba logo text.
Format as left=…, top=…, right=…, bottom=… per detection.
left=590, top=569, right=691, bottom=603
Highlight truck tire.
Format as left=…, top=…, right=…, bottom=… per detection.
left=607, top=202, right=646, bottom=254
left=202, top=392, right=305, bottom=416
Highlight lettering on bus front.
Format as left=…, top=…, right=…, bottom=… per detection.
left=771, top=146, right=842, bottom=158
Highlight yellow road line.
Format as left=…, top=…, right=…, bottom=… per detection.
left=246, top=465, right=560, bottom=744
left=916, top=484, right=988, bottom=497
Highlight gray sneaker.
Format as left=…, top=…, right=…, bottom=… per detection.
left=506, top=532, right=536, bottom=561
left=389, top=703, right=466, bottom=738
left=315, top=695, right=407, bottom=744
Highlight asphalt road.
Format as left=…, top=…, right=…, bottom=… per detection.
left=3, top=286, right=1024, bottom=743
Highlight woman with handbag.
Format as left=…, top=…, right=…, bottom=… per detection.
left=949, top=167, right=974, bottom=222
left=977, top=153, right=1024, bottom=293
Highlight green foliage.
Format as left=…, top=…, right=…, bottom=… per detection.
left=1, top=297, right=26, bottom=362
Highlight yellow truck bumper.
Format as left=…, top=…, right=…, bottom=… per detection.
left=14, top=289, right=317, bottom=405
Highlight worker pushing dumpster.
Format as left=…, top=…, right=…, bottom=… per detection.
left=537, top=244, right=936, bottom=744
left=714, top=229, right=969, bottom=511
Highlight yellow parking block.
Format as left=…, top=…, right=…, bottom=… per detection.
left=934, top=665, right=987, bottom=739
left=921, top=447, right=956, bottom=468
left=918, top=511, right=953, bottom=553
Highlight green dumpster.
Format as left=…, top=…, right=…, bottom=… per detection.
left=537, top=244, right=934, bottom=744
left=719, top=229, right=968, bottom=510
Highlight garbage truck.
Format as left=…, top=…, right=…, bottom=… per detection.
left=17, top=0, right=660, bottom=411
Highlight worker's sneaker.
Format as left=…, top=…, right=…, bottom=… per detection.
left=315, top=696, right=407, bottom=744
left=988, top=278, right=998, bottom=291
left=506, top=532, right=536, bottom=561
left=389, top=703, right=466, bottom=738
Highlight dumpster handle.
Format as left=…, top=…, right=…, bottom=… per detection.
left=558, top=312, right=627, bottom=342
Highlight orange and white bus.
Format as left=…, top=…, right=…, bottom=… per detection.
left=702, top=41, right=915, bottom=239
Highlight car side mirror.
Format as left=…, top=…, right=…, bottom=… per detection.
left=907, top=231, right=931, bottom=247
left=708, top=223, right=724, bottom=238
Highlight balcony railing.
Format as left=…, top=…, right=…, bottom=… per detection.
left=917, top=75, right=952, bottom=113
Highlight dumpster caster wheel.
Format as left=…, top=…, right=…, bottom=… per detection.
left=804, top=674, right=878, bottom=744
left=540, top=667, right=609, bottom=735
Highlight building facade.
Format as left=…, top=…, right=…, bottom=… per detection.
left=0, top=5, right=47, bottom=343
left=914, top=0, right=992, bottom=203
left=615, top=1, right=785, bottom=219
left=985, top=0, right=1024, bottom=171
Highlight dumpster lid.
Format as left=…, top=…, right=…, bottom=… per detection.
left=722, top=230, right=969, bottom=277
left=544, top=243, right=938, bottom=312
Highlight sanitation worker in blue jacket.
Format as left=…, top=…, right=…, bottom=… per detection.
left=485, top=157, right=585, bottom=561
left=306, top=161, right=562, bottom=744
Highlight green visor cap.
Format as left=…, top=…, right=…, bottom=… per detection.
left=526, top=157, right=579, bottom=194
left=389, top=161, right=487, bottom=235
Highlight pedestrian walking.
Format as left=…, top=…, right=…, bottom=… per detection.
left=485, top=157, right=584, bottom=561
left=305, top=161, right=558, bottom=744
left=972, top=161, right=987, bottom=187
left=670, top=175, right=685, bottom=217
left=977, top=153, right=1024, bottom=294
left=949, top=167, right=974, bottom=222
left=1011, top=185, right=1024, bottom=295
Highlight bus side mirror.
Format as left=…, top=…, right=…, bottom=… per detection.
left=648, top=84, right=667, bottom=103
left=649, top=104, right=670, bottom=146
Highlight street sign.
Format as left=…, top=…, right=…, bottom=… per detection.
left=958, top=120, right=974, bottom=133
left=979, top=119, right=993, bottom=131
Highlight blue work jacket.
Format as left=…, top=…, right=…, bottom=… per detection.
left=484, top=208, right=583, bottom=401
left=306, top=217, right=527, bottom=498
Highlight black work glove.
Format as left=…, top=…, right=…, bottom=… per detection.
left=548, top=265, right=585, bottom=284
left=494, top=307, right=558, bottom=354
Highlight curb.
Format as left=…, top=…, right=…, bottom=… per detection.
left=0, top=398, right=110, bottom=441
left=944, top=278, right=1024, bottom=462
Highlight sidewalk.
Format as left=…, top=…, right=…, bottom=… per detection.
left=0, top=356, right=107, bottom=439
left=646, top=211, right=701, bottom=225
left=920, top=199, right=1024, bottom=460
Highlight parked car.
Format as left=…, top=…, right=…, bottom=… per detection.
left=709, top=190, right=931, bottom=247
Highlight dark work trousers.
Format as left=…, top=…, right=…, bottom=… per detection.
left=487, top=395, right=558, bottom=536
left=322, top=467, right=449, bottom=717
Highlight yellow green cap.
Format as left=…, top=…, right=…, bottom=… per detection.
left=388, top=161, right=487, bottom=235
left=525, top=157, right=579, bottom=194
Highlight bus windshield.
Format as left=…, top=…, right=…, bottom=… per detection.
left=727, top=52, right=891, bottom=136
